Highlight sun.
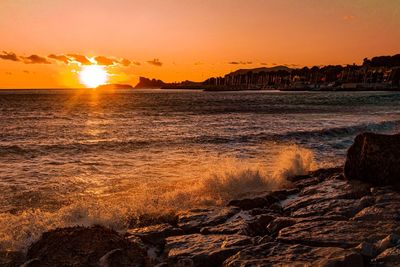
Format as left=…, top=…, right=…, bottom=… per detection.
left=79, top=65, right=109, bottom=88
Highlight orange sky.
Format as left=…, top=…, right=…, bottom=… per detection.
left=0, top=0, right=399, bottom=88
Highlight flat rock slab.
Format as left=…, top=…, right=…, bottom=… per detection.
left=223, top=242, right=363, bottom=267
left=200, top=212, right=275, bottom=236
left=177, top=207, right=239, bottom=233
left=127, top=223, right=183, bottom=242
left=165, top=234, right=253, bottom=267
left=278, top=219, right=400, bottom=248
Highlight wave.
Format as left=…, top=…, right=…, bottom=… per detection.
left=2, top=119, right=398, bottom=158
left=280, top=119, right=400, bottom=140
left=0, top=145, right=316, bottom=252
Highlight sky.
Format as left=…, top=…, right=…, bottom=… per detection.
left=0, top=0, right=399, bottom=88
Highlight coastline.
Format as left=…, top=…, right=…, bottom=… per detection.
left=5, top=136, right=400, bottom=266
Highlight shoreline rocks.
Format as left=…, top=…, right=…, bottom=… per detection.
left=16, top=164, right=400, bottom=266
left=12, top=133, right=400, bottom=266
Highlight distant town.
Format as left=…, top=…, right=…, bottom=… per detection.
left=133, top=54, right=400, bottom=91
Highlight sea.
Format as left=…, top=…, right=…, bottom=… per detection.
left=1, top=89, right=400, bottom=251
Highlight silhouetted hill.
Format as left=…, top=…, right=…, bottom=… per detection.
left=135, top=77, right=166, bottom=89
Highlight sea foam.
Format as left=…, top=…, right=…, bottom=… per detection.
left=0, top=145, right=317, bottom=252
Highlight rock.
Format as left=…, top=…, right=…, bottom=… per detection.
left=352, top=202, right=400, bottom=221
left=344, top=132, right=400, bottom=186
left=283, top=179, right=370, bottom=215
left=277, top=219, right=400, bottom=248
left=266, top=217, right=296, bottom=236
left=0, top=251, right=25, bottom=267
left=127, top=223, right=183, bottom=244
left=355, top=242, right=377, bottom=258
left=375, top=234, right=400, bottom=254
left=374, top=247, right=400, bottom=267
left=223, top=242, right=363, bottom=267
left=227, top=194, right=279, bottom=210
left=290, top=196, right=374, bottom=218
left=177, top=207, right=239, bottom=233
left=26, top=226, right=146, bottom=267
left=200, top=212, right=275, bottom=236
left=165, top=234, right=253, bottom=267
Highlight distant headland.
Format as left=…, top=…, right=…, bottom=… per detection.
left=134, top=54, right=400, bottom=91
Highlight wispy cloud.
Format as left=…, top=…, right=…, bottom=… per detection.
left=147, top=58, right=163, bottom=66
left=0, top=51, right=51, bottom=64
left=94, top=56, right=116, bottom=66
left=0, top=51, right=19, bottom=62
left=67, top=54, right=92, bottom=65
left=228, top=61, right=253, bottom=65
left=22, top=55, right=51, bottom=64
left=48, top=54, right=70, bottom=64
left=1, top=51, right=139, bottom=67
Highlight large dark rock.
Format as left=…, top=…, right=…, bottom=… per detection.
left=25, top=226, right=146, bottom=267
left=344, top=133, right=400, bottom=186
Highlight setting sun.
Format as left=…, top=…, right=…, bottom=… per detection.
left=79, top=65, right=109, bottom=88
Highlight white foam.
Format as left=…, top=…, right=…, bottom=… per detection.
left=0, top=144, right=317, bottom=252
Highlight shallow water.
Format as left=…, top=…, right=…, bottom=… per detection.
left=1, top=89, right=400, bottom=250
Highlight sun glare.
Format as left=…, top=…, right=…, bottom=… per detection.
left=79, top=65, right=109, bottom=88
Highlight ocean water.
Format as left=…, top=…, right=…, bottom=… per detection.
left=1, top=89, right=400, bottom=251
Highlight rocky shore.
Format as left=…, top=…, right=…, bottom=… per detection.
left=5, top=132, right=400, bottom=266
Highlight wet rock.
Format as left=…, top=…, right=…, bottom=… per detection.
left=177, top=207, right=239, bottom=233
left=223, top=242, right=363, bottom=267
left=283, top=179, right=370, bottom=214
left=352, top=202, right=400, bottom=221
left=165, top=234, right=253, bottom=267
left=374, top=247, right=400, bottom=267
left=227, top=195, right=279, bottom=210
left=0, top=251, right=25, bottom=267
left=26, top=226, right=146, bottom=267
left=355, top=242, right=377, bottom=258
left=375, top=233, right=400, bottom=254
left=200, top=212, right=275, bottom=236
left=277, top=219, right=400, bottom=248
left=344, top=132, right=400, bottom=186
left=266, top=217, right=296, bottom=236
left=127, top=223, right=183, bottom=244
left=290, top=196, right=374, bottom=218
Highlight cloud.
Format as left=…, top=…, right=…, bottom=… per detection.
left=23, top=70, right=30, bottom=74
left=22, top=54, right=51, bottom=64
left=95, top=56, right=116, bottom=66
left=119, top=58, right=135, bottom=66
left=260, top=63, right=268, bottom=65
left=147, top=58, right=163, bottom=66
left=343, top=15, right=355, bottom=21
left=0, top=51, right=51, bottom=64
left=5, top=72, right=12, bottom=75
left=0, top=51, right=20, bottom=62
left=48, top=54, right=70, bottom=64
left=1, top=51, right=139, bottom=68
left=67, top=54, right=91, bottom=65
left=194, top=62, right=203, bottom=65
left=228, top=61, right=253, bottom=65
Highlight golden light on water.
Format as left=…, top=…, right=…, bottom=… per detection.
left=79, top=65, right=109, bottom=88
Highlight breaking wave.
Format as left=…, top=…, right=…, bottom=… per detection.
left=0, top=145, right=316, bottom=252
